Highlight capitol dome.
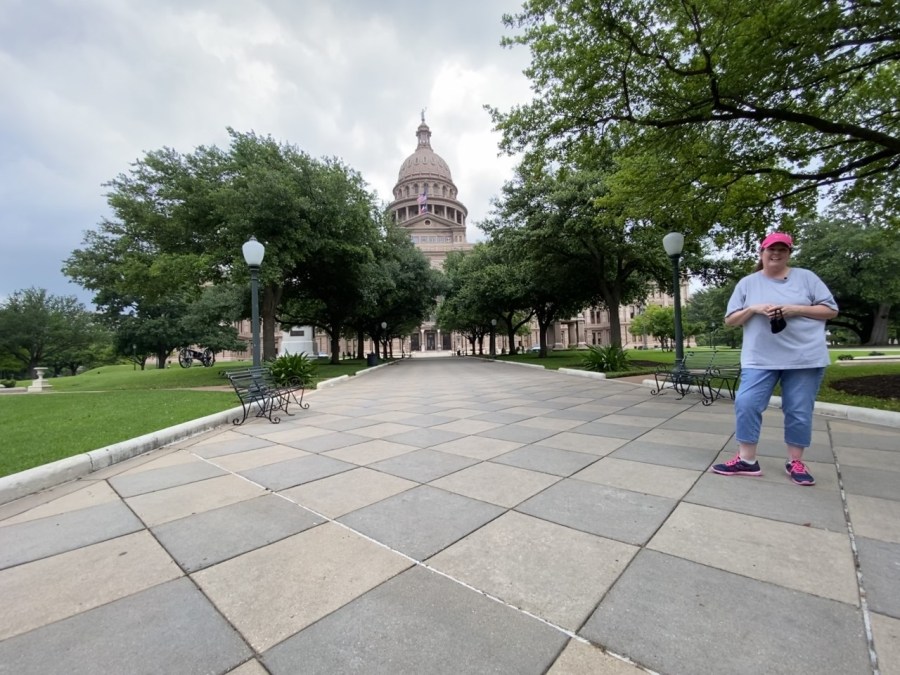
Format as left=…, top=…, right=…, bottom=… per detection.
left=397, top=121, right=453, bottom=182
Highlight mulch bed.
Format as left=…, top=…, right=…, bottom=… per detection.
left=829, top=374, right=900, bottom=400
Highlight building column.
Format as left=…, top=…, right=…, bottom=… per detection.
left=420, top=328, right=425, bottom=352
left=552, top=321, right=565, bottom=350
left=576, top=313, right=588, bottom=349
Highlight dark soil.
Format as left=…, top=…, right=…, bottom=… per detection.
left=828, top=374, right=900, bottom=400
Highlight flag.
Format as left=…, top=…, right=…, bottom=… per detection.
left=417, top=190, right=427, bottom=214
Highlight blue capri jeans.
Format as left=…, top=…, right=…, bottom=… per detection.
left=734, top=368, right=826, bottom=448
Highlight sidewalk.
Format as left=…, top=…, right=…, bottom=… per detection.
left=1, top=358, right=897, bottom=674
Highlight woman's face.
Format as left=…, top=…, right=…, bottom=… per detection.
left=762, top=243, right=791, bottom=273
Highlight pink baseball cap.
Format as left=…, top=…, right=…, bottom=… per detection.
left=761, top=232, right=793, bottom=250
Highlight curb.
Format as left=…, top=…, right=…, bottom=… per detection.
left=637, top=379, right=900, bottom=429
left=0, top=407, right=240, bottom=506
left=0, top=375, right=346, bottom=507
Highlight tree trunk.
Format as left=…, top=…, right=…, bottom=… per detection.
left=864, top=303, right=891, bottom=345
left=330, top=330, right=341, bottom=365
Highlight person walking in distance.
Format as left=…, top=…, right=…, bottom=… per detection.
left=711, top=232, right=838, bottom=486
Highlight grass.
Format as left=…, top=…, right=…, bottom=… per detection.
left=2, top=350, right=896, bottom=479
left=496, top=347, right=900, bottom=412
left=0, top=358, right=368, bottom=478
left=1, top=391, right=237, bottom=477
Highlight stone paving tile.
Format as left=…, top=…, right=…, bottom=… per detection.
left=836, top=445, right=900, bottom=472
left=429, top=436, right=524, bottom=461
left=0, top=481, right=120, bottom=526
left=648, top=503, right=858, bottom=605
left=205, top=445, right=309, bottom=472
left=392, top=413, right=459, bottom=427
left=686, top=471, right=848, bottom=532
left=0, top=530, right=181, bottom=640
left=151, top=494, right=323, bottom=572
left=338, top=485, right=504, bottom=560
left=125, top=474, right=266, bottom=527
left=367, top=448, right=479, bottom=482
left=192, top=523, right=411, bottom=652
left=598, top=413, right=667, bottom=428
left=261, top=565, right=568, bottom=675
left=238, top=454, right=355, bottom=491
left=254, top=424, right=334, bottom=444
left=856, top=537, right=900, bottom=619
left=107, top=460, right=227, bottom=498
left=573, top=457, right=701, bottom=500
left=227, top=659, right=269, bottom=675
left=430, top=511, right=637, bottom=631
left=567, top=421, right=648, bottom=440
left=581, top=550, right=869, bottom=675
left=640, top=427, right=731, bottom=451
left=655, top=414, right=736, bottom=435
left=428, top=418, right=503, bottom=435
left=281, top=467, right=416, bottom=519
left=477, top=423, right=560, bottom=444
left=0, top=501, right=144, bottom=570
left=189, top=434, right=272, bottom=458
left=871, top=613, right=900, bottom=675
left=517, top=478, right=676, bottom=546
left=321, top=438, right=418, bottom=465
left=609, top=439, right=720, bottom=471
left=282, top=430, right=370, bottom=453
left=468, top=411, right=531, bottom=424
left=538, top=432, right=628, bottom=456
left=547, top=640, right=647, bottom=674
left=429, top=462, right=560, bottom=508
left=847, top=494, right=900, bottom=544
left=831, top=427, right=900, bottom=452
left=350, top=421, right=420, bottom=439
left=841, top=465, right=900, bottom=500
left=119, top=448, right=201, bottom=472
left=0, top=578, right=251, bottom=675
left=492, top=445, right=600, bottom=477
left=542, top=408, right=608, bottom=422
left=381, top=427, right=466, bottom=448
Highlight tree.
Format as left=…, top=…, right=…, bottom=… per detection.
left=684, top=284, right=743, bottom=348
left=793, top=203, right=900, bottom=345
left=487, top=148, right=692, bottom=347
left=0, top=288, right=99, bottom=378
left=492, top=0, right=900, bottom=210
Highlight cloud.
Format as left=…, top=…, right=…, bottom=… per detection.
left=0, top=0, right=532, bottom=306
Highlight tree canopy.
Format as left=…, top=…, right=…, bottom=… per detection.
left=492, top=0, right=900, bottom=213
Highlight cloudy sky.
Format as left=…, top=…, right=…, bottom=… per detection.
left=1, top=0, right=533, bottom=306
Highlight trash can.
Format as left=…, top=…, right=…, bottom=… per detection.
left=366, top=352, right=378, bottom=367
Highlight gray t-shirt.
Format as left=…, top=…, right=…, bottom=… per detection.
left=726, top=268, right=838, bottom=369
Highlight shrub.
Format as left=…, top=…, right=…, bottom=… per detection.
left=1, top=379, right=16, bottom=388
left=266, top=352, right=317, bottom=387
left=580, top=345, right=631, bottom=373
left=837, top=354, right=854, bottom=361
left=868, top=351, right=885, bottom=356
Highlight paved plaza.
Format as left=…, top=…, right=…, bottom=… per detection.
left=1, top=358, right=898, bottom=674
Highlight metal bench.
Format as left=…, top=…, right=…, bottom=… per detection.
left=651, top=351, right=715, bottom=401
left=699, top=349, right=742, bottom=406
left=225, top=366, right=309, bottom=425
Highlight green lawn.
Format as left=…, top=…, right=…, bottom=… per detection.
left=496, top=347, right=900, bottom=412
left=0, top=358, right=368, bottom=478
left=1, top=351, right=896, bottom=479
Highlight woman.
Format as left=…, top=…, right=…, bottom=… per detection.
left=712, top=232, right=838, bottom=486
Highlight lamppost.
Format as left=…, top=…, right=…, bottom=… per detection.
left=381, top=321, right=387, bottom=360
left=663, top=232, right=685, bottom=369
left=132, top=344, right=137, bottom=370
left=242, top=236, right=265, bottom=368
left=490, top=319, right=497, bottom=357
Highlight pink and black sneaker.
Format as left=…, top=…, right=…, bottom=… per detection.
left=785, top=459, right=815, bottom=486
left=711, top=454, right=762, bottom=477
